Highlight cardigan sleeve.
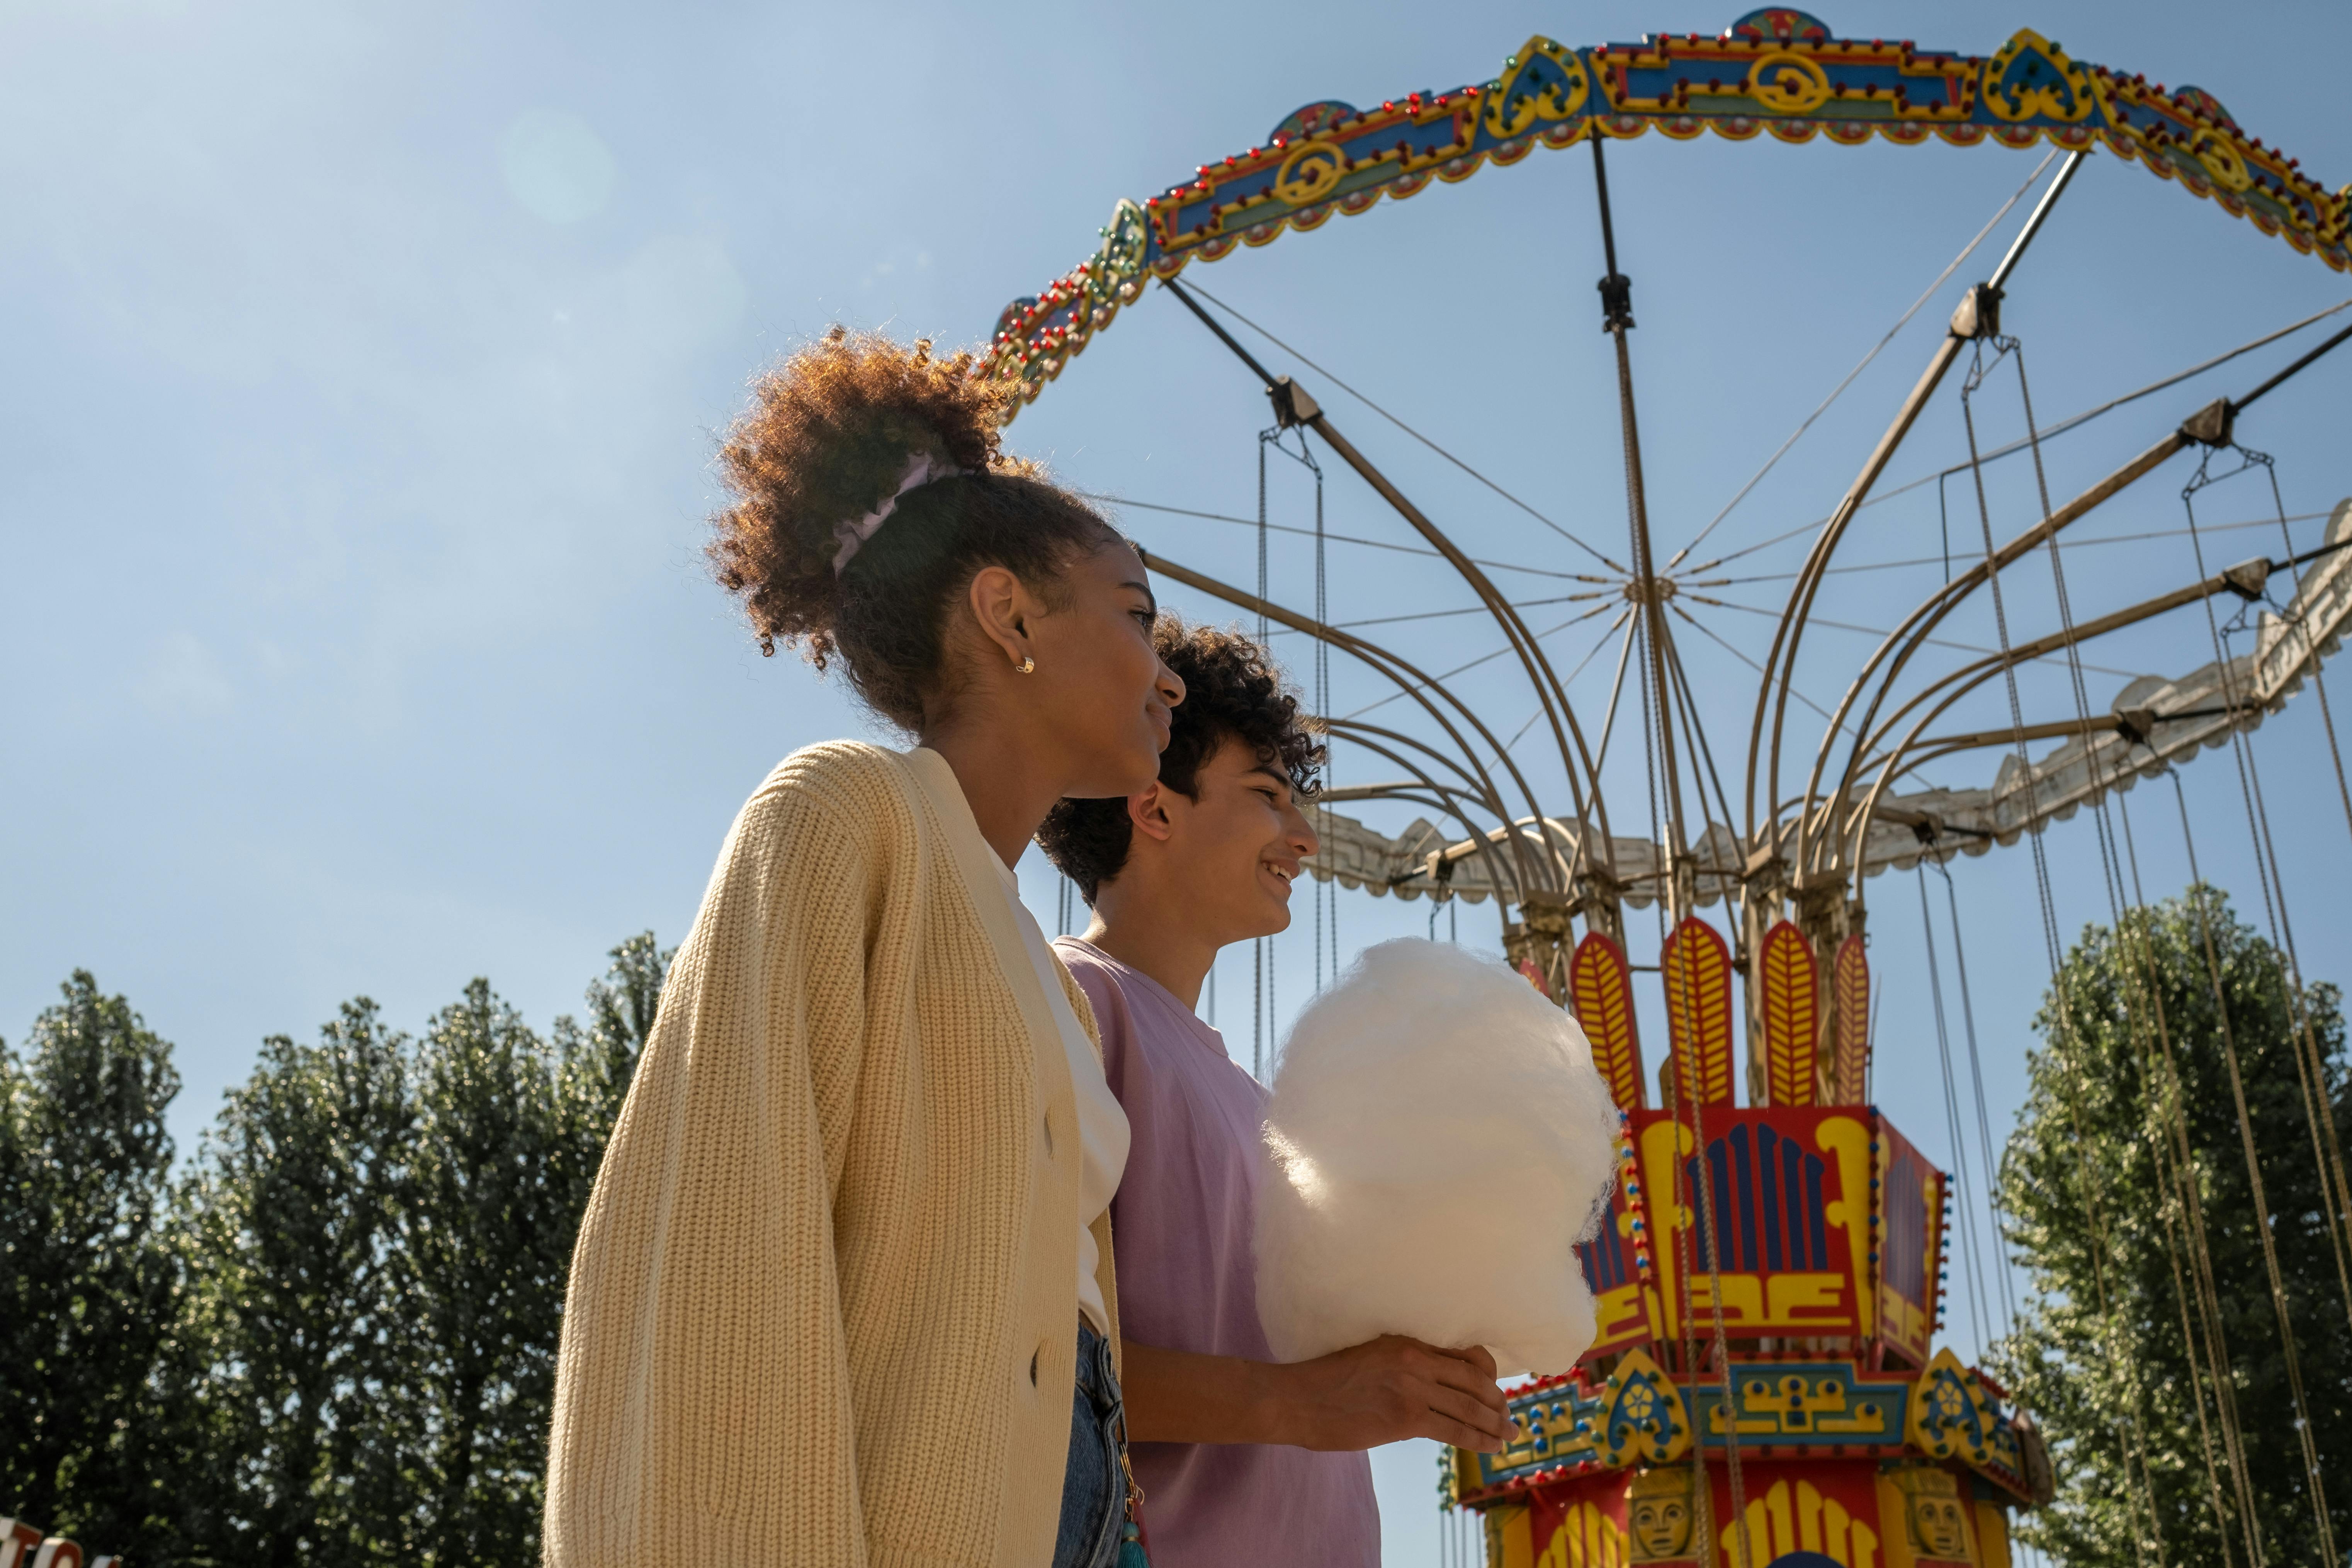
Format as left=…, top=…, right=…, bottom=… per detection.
left=544, top=765, right=880, bottom=1566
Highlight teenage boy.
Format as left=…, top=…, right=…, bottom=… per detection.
left=1037, top=620, right=1508, bottom=1568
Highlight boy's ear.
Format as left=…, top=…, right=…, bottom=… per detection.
left=1127, top=780, right=1177, bottom=845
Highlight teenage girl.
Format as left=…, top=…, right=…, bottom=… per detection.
left=544, top=330, right=1181, bottom=1568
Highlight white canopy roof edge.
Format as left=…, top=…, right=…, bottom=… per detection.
left=1303, top=499, right=2352, bottom=909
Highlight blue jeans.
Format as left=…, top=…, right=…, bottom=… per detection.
left=1052, top=1320, right=1127, bottom=1568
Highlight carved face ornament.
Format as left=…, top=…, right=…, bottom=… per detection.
left=1631, top=1495, right=1692, bottom=1559
left=1913, top=1495, right=1968, bottom=1559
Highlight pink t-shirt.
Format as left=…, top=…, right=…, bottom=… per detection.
left=1055, top=938, right=1380, bottom=1568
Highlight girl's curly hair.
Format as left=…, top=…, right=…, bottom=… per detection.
left=1037, top=618, right=1324, bottom=902
left=709, top=328, right=1121, bottom=731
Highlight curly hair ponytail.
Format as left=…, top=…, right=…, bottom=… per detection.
left=709, top=328, right=1120, bottom=730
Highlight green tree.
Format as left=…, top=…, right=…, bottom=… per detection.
left=387, top=980, right=569, bottom=1565
left=556, top=930, right=671, bottom=1124
left=389, top=934, right=668, bottom=1567
left=0, top=973, right=185, bottom=1555
left=176, top=999, right=418, bottom=1565
left=2, top=934, right=670, bottom=1565
left=1997, top=885, right=2352, bottom=1567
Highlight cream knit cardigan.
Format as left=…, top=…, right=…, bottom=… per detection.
left=544, top=742, right=1119, bottom=1568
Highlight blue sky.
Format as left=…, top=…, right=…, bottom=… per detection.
left=6, top=0, right=2349, bottom=1557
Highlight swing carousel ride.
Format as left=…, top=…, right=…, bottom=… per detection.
left=984, top=13, right=2352, bottom=1568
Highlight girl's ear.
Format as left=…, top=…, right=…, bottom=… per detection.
left=965, top=563, right=1039, bottom=672
left=1127, top=781, right=1176, bottom=844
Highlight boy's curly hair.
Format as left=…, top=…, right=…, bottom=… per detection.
left=708, top=328, right=1120, bottom=731
left=1037, top=618, right=1323, bottom=902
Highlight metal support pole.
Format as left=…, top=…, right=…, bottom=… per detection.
left=1591, top=136, right=1692, bottom=914
left=1158, top=274, right=1620, bottom=937
left=1745, top=150, right=2085, bottom=865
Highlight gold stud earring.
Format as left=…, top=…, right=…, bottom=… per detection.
left=1015, top=655, right=1036, bottom=675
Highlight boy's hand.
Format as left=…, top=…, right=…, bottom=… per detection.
left=1272, top=1335, right=1510, bottom=1452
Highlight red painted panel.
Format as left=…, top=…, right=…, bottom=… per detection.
left=1571, top=932, right=1645, bottom=1111
left=1875, top=1119, right=1947, bottom=1365
left=1629, top=1108, right=1877, bottom=1342
left=1662, top=918, right=1735, bottom=1107
left=1759, top=921, right=1820, bottom=1107
left=1831, top=936, right=1870, bottom=1104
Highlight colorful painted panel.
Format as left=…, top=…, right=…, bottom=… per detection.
left=1712, top=1463, right=1888, bottom=1568
left=1465, top=1358, right=1921, bottom=1498
left=1691, top=1360, right=1911, bottom=1451
left=1759, top=919, right=1821, bottom=1106
left=1632, top=1108, right=1876, bottom=1342
left=1501, top=1461, right=1894, bottom=1568
left=1590, top=1348, right=1692, bottom=1468
left=982, top=24, right=2351, bottom=417
left=1831, top=935, right=1870, bottom=1104
left=1907, top=1349, right=2036, bottom=1503
left=1571, top=931, right=1645, bottom=1109
left=1575, top=1120, right=1658, bottom=1359
left=1875, top=1120, right=1947, bottom=1365
left=1528, top=1475, right=1631, bottom=1568
left=1516, top=955, right=1553, bottom=1000
left=1879, top=1464, right=1985, bottom=1568
left=1460, top=1348, right=1694, bottom=1497
left=1662, top=917, right=1735, bottom=1108
left=1487, top=1105, right=1951, bottom=1382
left=1465, top=1372, right=1620, bottom=1493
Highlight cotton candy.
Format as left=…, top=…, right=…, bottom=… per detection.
left=1254, top=938, right=1620, bottom=1377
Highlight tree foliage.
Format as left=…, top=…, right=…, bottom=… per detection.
left=0, top=934, right=670, bottom=1565
left=0, top=974, right=184, bottom=1556
left=178, top=998, right=419, bottom=1564
left=1997, top=885, right=2352, bottom=1568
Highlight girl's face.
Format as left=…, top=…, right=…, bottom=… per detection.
left=1023, top=541, right=1184, bottom=798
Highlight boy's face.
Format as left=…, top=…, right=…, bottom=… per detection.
left=1140, top=733, right=1319, bottom=944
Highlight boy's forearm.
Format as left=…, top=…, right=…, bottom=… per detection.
left=1122, top=1333, right=1509, bottom=1452
left=1119, top=1340, right=1296, bottom=1445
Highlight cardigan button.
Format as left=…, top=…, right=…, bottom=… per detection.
left=1043, top=1110, right=1055, bottom=1156
left=1029, top=1346, right=1041, bottom=1386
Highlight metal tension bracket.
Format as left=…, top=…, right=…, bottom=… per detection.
left=2180, top=396, right=2236, bottom=447
left=1949, top=282, right=2003, bottom=341
left=1268, top=374, right=1320, bottom=430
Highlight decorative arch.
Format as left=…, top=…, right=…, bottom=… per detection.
left=982, top=11, right=2348, bottom=419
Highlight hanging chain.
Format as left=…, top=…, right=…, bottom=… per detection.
left=1315, top=445, right=1337, bottom=983
left=2115, top=784, right=2264, bottom=1566
left=1916, top=868, right=1993, bottom=1352
left=2176, top=455, right=2342, bottom=1560
left=2009, top=342, right=2263, bottom=1555
left=1932, top=862, right=2021, bottom=1334
left=1255, top=432, right=1269, bottom=1079
left=2197, top=449, right=2352, bottom=1317
left=2187, top=448, right=2352, bottom=1320
left=2260, top=469, right=2352, bottom=846
left=1959, top=337, right=2166, bottom=1568
left=2168, top=774, right=2339, bottom=1563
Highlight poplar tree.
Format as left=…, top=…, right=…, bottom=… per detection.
left=558, top=930, right=670, bottom=1121
left=390, top=980, right=570, bottom=1565
left=0, top=974, right=184, bottom=1554
left=1997, top=885, right=2352, bottom=1567
left=177, top=1000, right=418, bottom=1564
left=2, top=934, right=671, bottom=1565
left=389, top=934, right=669, bottom=1567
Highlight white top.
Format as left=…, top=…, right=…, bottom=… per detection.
left=988, top=848, right=1130, bottom=1334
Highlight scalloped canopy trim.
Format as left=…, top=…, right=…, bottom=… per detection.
left=981, top=22, right=2347, bottom=422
